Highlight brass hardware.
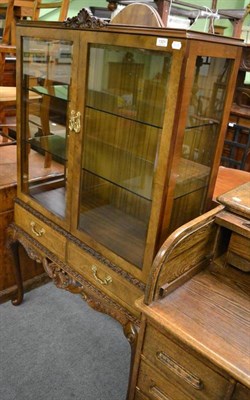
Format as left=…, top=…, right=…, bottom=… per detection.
left=91, top=265, right=112, bottom=286
left=69, top=110, right=75, bottom=131
left=69, top=110, right=81, bottom=133
left=149, top=385, right=170, bottom=400
left=74, top=111, right=81, bottom=133
left=30, top=221, right=45, bottom=237
left=156, top=351, right=203, bottom=390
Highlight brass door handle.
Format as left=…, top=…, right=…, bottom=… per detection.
left=91, top=265, right=112, bottom=286
left=30, top=221, right=45, bottom=237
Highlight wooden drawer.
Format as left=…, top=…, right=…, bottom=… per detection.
left=137, top=360, right=193, bottom=400
left=134, top=388, right=150, bottom=400
left=15, top=204, right=66, bottom=260
left=227, top=233, right=250, bottom=272
left=142, top=324, right=232, bottom=399
left=67, top=241, right=143, bottom=318
left=231, top=383, right=250, bottom=400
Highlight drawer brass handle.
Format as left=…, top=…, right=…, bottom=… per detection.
left=91, top=265, right=112, bottom=286
left=30, top=221, right=45, bottom=237
left=156, top=351, right=203, bottom=390
left=150, top=385, right=171, bottom=400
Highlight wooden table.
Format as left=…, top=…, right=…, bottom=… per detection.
left=213, top=166, right=250, bottom=199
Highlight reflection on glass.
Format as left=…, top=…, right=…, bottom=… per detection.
left=79, top=44, right=172, bottom=268
left=169, top=56, right=232, bottom=232
left=21, top=37, right=72, bottom=218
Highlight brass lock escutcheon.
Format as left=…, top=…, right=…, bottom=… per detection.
left=69, top=110, right=81, bottom=133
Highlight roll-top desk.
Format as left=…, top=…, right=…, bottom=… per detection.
left=130, top=182, right=250, bottom=400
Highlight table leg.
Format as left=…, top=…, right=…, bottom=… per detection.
left=10, top=241, right=24, bottom=306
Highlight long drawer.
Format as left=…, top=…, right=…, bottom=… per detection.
left=15, top=204, right=66, bottom=261
left=67, top=241, right=143, bottom=318
left=142, top=324, right=232, bottom=400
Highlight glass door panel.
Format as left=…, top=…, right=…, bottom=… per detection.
left=169, top=56, right=232, bottom=232
left=79, top=44, right=172, bottom=268
left=21, top=37, right=73, bottom=219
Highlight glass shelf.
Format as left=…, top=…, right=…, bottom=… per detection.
left=28, top=85, right=69, bottom=101
left=26, top=134, right=67, bottom=163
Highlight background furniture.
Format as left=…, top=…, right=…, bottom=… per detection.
left=0, top=0, right=70, bottom=140
left=107, top=1, right=250, bottom=34
left=221, top=45, right=250, bottom=172
left=213, top=166, right=250, bottom=200
left=130, top=182, right=250, bottom=399
left=0, top=145, right=57, bottom=303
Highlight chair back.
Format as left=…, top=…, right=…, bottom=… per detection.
left=0, top=0, right=69, bottom=83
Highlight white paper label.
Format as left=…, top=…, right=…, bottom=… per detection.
left=172, top=41, right=182, bottom=50
left=156, top=38, right=168, bottom=47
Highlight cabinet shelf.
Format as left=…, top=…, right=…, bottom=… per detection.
left=86, top=103, right=162, bottom=129
left=82, top=168, right=153, bottom=202
left=174, top=158, right=210, bottom=199
left=26, top=134, right=67, bottom=163
left=27, top=85, right=69, bottom=101
left=29, top=182, right=66, bottom=218
left=79, top=201, right=147, bottom=268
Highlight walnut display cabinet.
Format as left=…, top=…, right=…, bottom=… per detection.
left=8, top=10, right=242, bottom=361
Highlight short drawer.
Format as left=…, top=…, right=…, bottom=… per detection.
left=134, top=388, right=150, bottom=400
left=15, top=204, right=66, bottom=260
left=142, top=324, right=232, bottom=399
left=137, top=360, right=193, bottom=400
left=67, top=241, right=143, bottom=318
left=227, top=233, right=250, bottom=272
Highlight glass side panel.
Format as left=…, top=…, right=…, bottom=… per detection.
left=21, top=37, right=72, bottom=219
left=79, top=44, right=172, bottom=268
left=169, top=56, right=232, bottom=232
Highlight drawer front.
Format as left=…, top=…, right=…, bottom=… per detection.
left=227, top=233, right=250, bottom=272
left=15, top=204, right=66, bottom=260
left=142, top=324, right=231, bottom=400
left=67, top=241, right=143, bottom=317
left=231, top=383, right=250, bottom=400
left=137, top=360, right=193, bottom=400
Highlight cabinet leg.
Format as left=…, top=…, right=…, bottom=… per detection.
left=124, top=322, right=138, bottom=400
left=10, top=241, right=24, bottom=306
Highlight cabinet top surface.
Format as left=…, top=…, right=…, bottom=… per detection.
left=138, top=266, right=250, bottom=387
left=16, top=19, right=243, bottom=46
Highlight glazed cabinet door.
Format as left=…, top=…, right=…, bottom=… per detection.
left=161, top=41, right=241, bottom=238
left=16, top=26, right=79, bottom=229
left=70, top=32, right=185, bottom=279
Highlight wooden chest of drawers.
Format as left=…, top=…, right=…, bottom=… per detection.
left=139, top=324, right=232, bottom=399
left=129, top=184, right=250, bottom=400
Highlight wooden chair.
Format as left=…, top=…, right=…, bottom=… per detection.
left=0, top=0, right=69, bottom=143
